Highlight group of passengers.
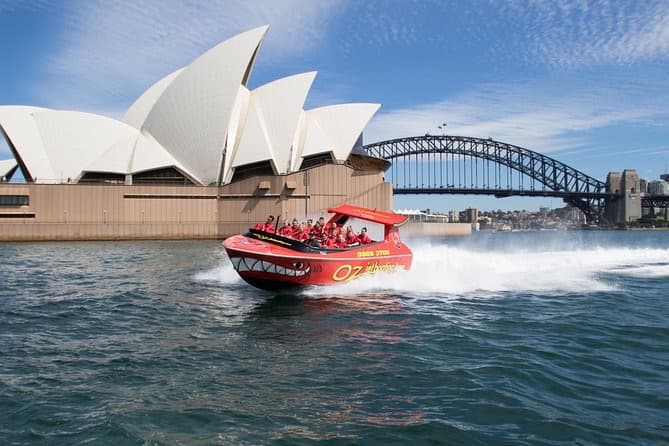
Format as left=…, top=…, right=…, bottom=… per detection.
left=254, top=215, right=372, bottom=248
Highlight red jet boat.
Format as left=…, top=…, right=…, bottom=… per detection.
left=223, top=204, right=413, bottom=290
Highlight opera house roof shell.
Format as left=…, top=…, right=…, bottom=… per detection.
left=0, top=158, right=17, bottom=180
left=0, top=26, right=380, bottom=185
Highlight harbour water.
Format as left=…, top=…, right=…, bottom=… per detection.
left=1, top=230, right=668, bottom=445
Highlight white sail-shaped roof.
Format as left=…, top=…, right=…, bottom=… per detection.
left=264, top=72, right=316, bottom=174
left=295, top=103, right=381, bottom=170
left=229, top=72, right=316, bottom=179
left=122, top=68, right=185, bottom=130
left=130, top=129, right=194, bottom=176
left=1, top=27, right=383, bottom=186
left=0, top=106, right=54, bottom=181
left=289, top=111, right=307, bottom=172
left=221, top=86, right=251, bottom=184
left=0, top=159, right=17, bottom=178
left=142, top=25, right=268, bottom=185
left=84, top=132, right=137, bottom=174
left=1, top=107, right=199, bottom=183
left=227, top=86, right=267, bottom=168
left=83, top=129, right=196, bottom=179
left=32, top=110, right=139, bottom=182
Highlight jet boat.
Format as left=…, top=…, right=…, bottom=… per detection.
left=223, top=204, right=413, bottom=290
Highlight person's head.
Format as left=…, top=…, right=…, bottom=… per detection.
left=361, top=227, right=367, bottom=234
left=346, top=227, right=353, bottom=233
left=292, top=219, right=299, bottom=227
left=318, top=217, right=325, bottom=224
left=338, top=234, right=346, bottom=241
left=267, top=215, right=274, bottom=222
left=307, top=219, right=313, bottom=225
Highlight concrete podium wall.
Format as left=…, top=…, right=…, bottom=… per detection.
left=403, top=222, right=472, bottom=237
left=0, top=164, right=391, bottom=241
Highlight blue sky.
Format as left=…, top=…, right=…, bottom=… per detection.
left=1, top=0, right=668, bottom=212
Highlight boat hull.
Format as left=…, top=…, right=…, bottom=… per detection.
left=223, top=233, right=413, bottom=290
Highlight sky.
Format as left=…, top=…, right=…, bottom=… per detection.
left=1, top=0, right=668, bottom=212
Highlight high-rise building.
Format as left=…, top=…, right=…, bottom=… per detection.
left=639, top=178, right=648, bottom=196
left=648, top=180, right=669, bottom=195
left=464, top=207, right=478, bottom=223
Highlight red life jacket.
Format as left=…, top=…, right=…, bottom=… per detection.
left=255, top=222, right=275, bottom=233
left=336, top=239, right=349, bottom=249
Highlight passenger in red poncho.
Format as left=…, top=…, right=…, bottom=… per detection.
left=277, top=221, right=292, bottom=237
left=345, top=226, right=359, bottom=245
left=324, top=233, right=337, bottom=248
left=335, top=233, right=349, bottom=249
left=294, top=223, right=309, bottom=241
left=328, top=222, right=340, bottom=237
left=358, top=227, right=372, bottom=244
left=290, top=219, right=300, bottom=237
left=312, top=217, right=326, bottom=237
left=254, top=215, right=275, bottom=233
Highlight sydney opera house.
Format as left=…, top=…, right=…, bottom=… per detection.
left=0, top=26, right=392, bottom=240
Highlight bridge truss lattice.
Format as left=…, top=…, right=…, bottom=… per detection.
left=363, top=135, right=614, bottom=222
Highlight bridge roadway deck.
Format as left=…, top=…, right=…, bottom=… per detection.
left=393, top=187, right=615, bottom=199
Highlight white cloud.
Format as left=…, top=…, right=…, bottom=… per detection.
left=493, top=0, right=669, bottom=68
left=335, top=2, right=419, bottom=52
left=585, top=145, right=669, bottom=159
left=33, top=0, right=345, bottom=112
left=365, top=78, right=669, bottom=153
left=0, top=0, right=48, bottom=13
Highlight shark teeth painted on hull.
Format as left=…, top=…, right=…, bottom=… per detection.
left=229, top=257, right=310, bottom=277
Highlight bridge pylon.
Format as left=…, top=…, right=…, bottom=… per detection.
left=603, top=170, right=641, bottom=225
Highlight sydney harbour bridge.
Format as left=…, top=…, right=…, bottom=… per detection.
left=363, top=135, right=669, bottom=224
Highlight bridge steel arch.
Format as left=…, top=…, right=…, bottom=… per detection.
left=363, top=135, right=615, bottom=222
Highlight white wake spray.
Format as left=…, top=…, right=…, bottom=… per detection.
left=194, top=261, right=241, bottom=285
left=304, top=242, right=669, bottom=297
left=199, top=240, right=669, bottom=297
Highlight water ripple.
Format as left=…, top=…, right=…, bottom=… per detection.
left=1, top=235, right=668, bottom=444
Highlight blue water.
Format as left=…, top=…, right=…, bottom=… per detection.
left=1, top=231, right=668, bottom=445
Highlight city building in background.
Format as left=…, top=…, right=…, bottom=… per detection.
left=394, top=208, right=471, bottom=237
left=648, top=180, right=669, bottom=196
left=462, top=207, right=478, bottom=224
